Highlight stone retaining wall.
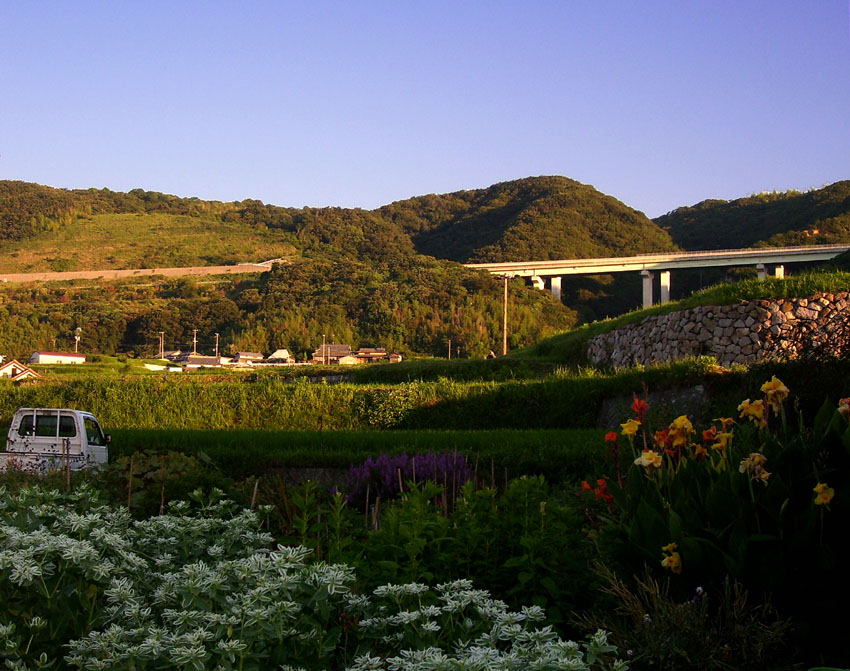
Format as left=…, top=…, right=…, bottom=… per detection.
left=587, top=292, right=850, bottom=367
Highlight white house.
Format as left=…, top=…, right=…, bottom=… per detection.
left=28, top=351, right=86, bottom=365
left=0, top=359, right=40, bottom=381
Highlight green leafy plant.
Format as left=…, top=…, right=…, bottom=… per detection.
left=597, top=380, right=849, bottom=665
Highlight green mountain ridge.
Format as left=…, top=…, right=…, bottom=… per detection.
left=1, top=176, right=676, bottom=268
left=1, top=176, right=847, bottom=361
left=656, top=180, right=850, bottom=250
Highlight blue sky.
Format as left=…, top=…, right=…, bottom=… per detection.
left=2, top=1, right=848, bottom=218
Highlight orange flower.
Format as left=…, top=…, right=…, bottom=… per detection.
left=654, top=428, right=673, bottom=451
left=604, top=431, right=619, bottom=444
left=631, top=395, right=650, bottom=421
left=838, top=398, right=850, bottom=420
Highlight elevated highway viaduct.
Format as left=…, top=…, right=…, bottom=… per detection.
left=465, top=244, right=850, bottom=308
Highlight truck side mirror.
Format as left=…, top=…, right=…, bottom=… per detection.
left=105, top=434, right=112, bottom=444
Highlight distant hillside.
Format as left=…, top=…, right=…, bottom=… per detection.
left=656, top=180, right=850, bottom=250
left=0, top=179, right=591, bottom=359
left=378, top=176, right=678, bottom=262
left=0, top=176, right=679, bottom=270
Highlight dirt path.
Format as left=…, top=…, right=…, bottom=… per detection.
left=0, top=263, right=271, bottom=284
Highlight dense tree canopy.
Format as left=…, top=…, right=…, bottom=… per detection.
left=656, top=181, right=850, bottom=250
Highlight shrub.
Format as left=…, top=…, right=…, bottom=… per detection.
left=0, top=484, right=626, bottom=671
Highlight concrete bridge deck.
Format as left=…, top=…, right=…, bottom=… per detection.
left=465, top=244, right=850, bottom=306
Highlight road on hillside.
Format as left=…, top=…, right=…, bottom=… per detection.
left=0, top=262, right=277, bottom=284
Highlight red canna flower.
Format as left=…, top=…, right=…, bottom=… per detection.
left=631, top=394, right=650, bottom=422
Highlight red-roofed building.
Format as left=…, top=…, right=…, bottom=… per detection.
left=28, top=351, right=86, bottom=365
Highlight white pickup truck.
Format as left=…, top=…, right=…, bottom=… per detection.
left=2, top=408, right=110, bottom=472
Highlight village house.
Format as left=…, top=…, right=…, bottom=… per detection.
left=183, top=355, right=227, bottom=369
left=355, top=347, right=389, bottom=363
left=311, top=344, right=352, bottom=365
left=232, top=352, right=265, bottom=365
left=0, top=359, right=40, bottom=382
left=28, top=351, right=86, bottom=365
left=310, top=344, right=403, bottom=365
left=266, top=348, right=295, bottom=364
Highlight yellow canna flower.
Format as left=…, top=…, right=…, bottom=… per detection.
left=634, top=449, right=662, bottom=469
left=761, top=376, right=789, bottom=411
left=710, top=432, right=733, bottom=454
left=661, top=552, right=682, bottom=574
left=814, top=482, right=835, bottom=506
left=739, top=452, right=770, bottom=485
left=621, top=418, right=641, bottom=437
left=738, top=399, right=767, bottom=428
left=713, top=417, right=736, bottom=432
left=661, top=542, right=682, bottom=574
left=668, top=415, right=695, bottom=447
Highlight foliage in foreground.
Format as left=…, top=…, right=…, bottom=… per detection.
left=590, top=377, right=848, bottom=666
left=0, top=484, right=627, bottom=671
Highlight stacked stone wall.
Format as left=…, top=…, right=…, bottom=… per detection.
left=586, top=292, right=850, bottom=368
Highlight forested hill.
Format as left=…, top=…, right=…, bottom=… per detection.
left=378, top=176, right=678, bottom=262
left=655, top=180, right=850, bottom=251
left=0, top=177, right=676, bottom=267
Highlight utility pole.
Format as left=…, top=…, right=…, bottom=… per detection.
left=74, top=327, right=82, bottom=354
left=502, top=275, right=508, bottom=356
left=158, top=332, right=165, bottom=359
left=322, top=334, right=327, bottom=365
left=214, top=333, right=220, bottom=357
left=192, top=329, right=198, bottom=355
left=448, top=338, right=452, bottom=360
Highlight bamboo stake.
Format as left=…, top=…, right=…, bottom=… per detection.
left=159, top=455, right=166, bottom=515
left=250, top=477, right=260, bottom=510
left=364, top=483, right=370, bottom=527
left=64, top=438, right=71, bottom=492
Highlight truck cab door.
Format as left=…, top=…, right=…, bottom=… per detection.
left=83, top=416, right=109, bottom=465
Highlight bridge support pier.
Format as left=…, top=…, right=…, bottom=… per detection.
left=550, top=276, right=561, bottom=301
left=774, top=265, right=785, bottom=279
left=660, top=271, right=671, bottom=304
left=531, top=275, right=545, bottom=290
left=641, top=270, right=654, bottom=308
left=757, top=263, right=766, bottom=281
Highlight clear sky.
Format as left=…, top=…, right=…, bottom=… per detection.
left=2, top=1, right=848, bottom=218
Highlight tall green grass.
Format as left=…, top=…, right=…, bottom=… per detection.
left=107, top=428, right=609, bottom=483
